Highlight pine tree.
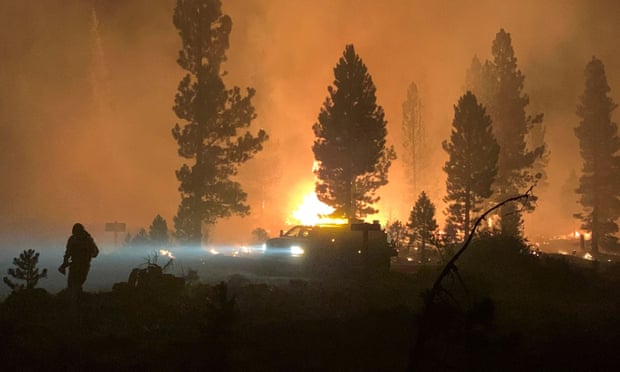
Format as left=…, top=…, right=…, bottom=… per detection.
left=529, top=121, right=550, bottom=190
left=443, top=92, right=499, bottom=238
left=312, top=44, right=396, bottom=219
left=124, top=232, right=133, bottom=246
left=465, top=56, right=494, bottom=106
left=3, top=249, right=47, bottom=291
left=149, top=214, right=169, bottom=247
left=386, top=220, right=409, bottom=253
left=574, top=57, right=620, bottom=254
left=468, top=29, right=545, bottom=237
left=442, top=222, right=460, bottom=246
left=131, top=228, right=150, bottom=247
left=407, top=191, right=438, bottom=261
left=250, top=227, right=269, bottom=245
left=401, top=82, right=427, bottom=198
left=171, top=0, right=268, bottom=244
left=560, top=169, right=579, bottom=219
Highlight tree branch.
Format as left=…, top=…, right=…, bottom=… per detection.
left=408, top=186, right=534, bottom=370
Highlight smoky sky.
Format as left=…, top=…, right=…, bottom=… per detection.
left=1, top=0, right=619, bottom=246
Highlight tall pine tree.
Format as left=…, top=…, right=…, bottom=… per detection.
left=574, top=57, right=620, bottom=254
left=171, top=0, right=267, bottom=244
left=465, top=55, right=494, bottom=106
left=312, top=44, right=395, bottom=219
left=468, top=29, right=545, bottom=237
left=443, top=92, right=499, bottom=238
left=401, top=82, right=427, bottom=199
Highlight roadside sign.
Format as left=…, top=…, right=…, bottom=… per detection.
left=105, top=222, right=126, bottom=232
left=105, top=221, right=126, bottom=246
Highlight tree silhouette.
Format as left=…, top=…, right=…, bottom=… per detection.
left=574, top=57, right=620, bottom=254
left=467, top=29, right=545, bottom=236
left=529, top=119, right=550, bottom=190
left=250, top=227, right=269, bottom=245
left=560, top=169, right=579, bottom=219
left=149, top=214, right=169, bottom=247
left=409, top=188, right=534, bottom=370
left=443, top=92, right=499, bottom=237
left=131, top=228, right=150, bottom=247
left=386, top=220, right=409, bottom=254
left=407, top=191, right=438, bottom=262
left=171, top=0, right=268, bottom=244
left=312, top=44, right=395, bottom=219
left=3, top=249, right=47, bottom=291
left=465, top=55, right=494, bottom=107
left=401, top=82, right=428, bottom=198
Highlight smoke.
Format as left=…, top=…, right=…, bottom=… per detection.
left=1, top=0, right=619, bottom=247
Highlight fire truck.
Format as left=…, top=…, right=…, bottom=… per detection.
left=264, top=221, right=396, bottom=273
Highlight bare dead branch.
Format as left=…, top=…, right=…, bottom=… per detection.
left=408, top=186, right=535, bottom=371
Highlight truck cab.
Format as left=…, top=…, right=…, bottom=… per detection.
left=264, top=222, right=395, bottom=273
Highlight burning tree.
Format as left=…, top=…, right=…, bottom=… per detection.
left=3, top=249, right=47, bottom=291
left=574, top=57, right=620, bottom=254
left=443, top=92, right=499, bottom=237
left=312, top=44, right=395, bottom=220
left=171, top=0, right=268, bottom=244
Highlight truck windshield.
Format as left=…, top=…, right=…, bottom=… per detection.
left=283, top=226, right=311, bottom=238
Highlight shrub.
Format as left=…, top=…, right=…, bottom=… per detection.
left=3, top=249, right=48, bottom=291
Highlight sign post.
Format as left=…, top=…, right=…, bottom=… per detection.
left=105, top=221, right=126, bottom=247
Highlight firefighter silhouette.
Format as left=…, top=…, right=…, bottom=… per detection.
left=59, top=223, right=99, bottom=293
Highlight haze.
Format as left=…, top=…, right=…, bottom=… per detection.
left=1, top=0, right=619, bottom=249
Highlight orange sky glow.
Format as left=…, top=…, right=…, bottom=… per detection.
left=1, top=0, right=619, bottom=247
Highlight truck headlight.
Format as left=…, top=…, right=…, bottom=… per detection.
left=290, top=245, right=305, bottom=256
